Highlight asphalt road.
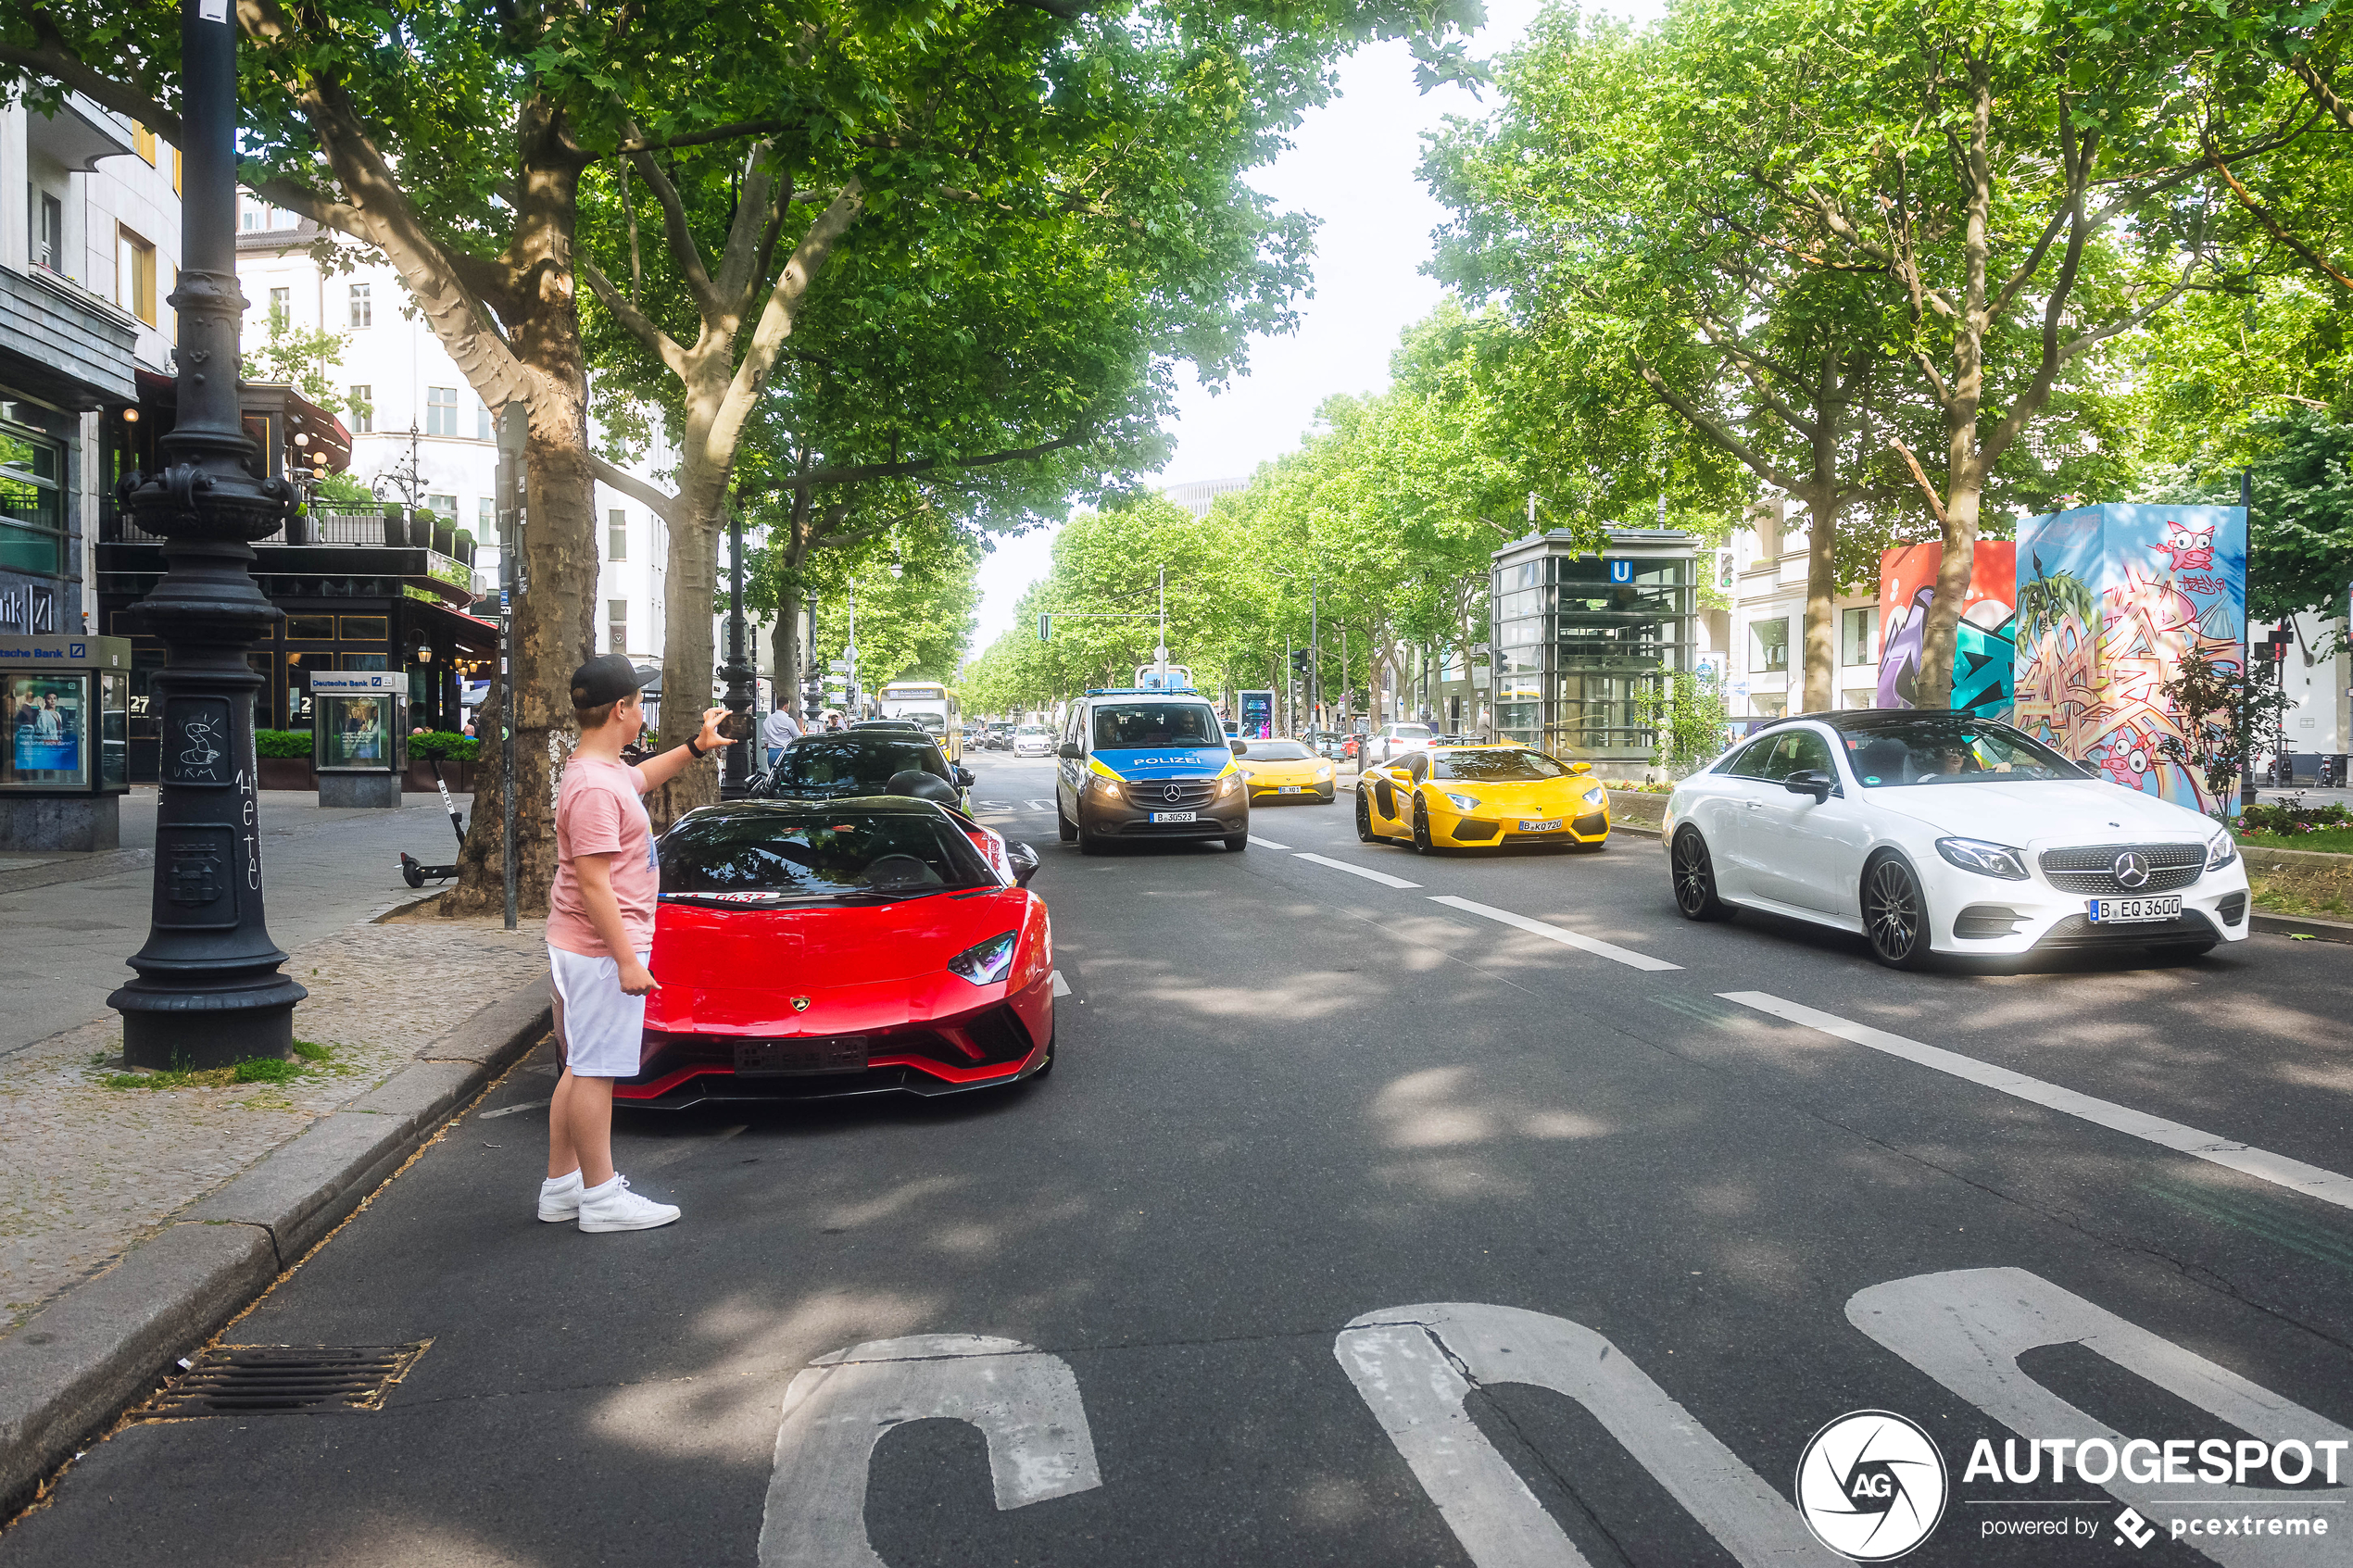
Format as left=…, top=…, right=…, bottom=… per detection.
left=8, top=755, right=2353, bottom=1567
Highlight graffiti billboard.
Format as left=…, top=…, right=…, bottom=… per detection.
left=2010, top=504, right=2246, bottom=815
left=1876, top=542, right=2018, bottom=719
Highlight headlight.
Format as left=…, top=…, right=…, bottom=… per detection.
left=1316, top=765, right=1333, bottom=780
left=1445, top=792, right=1480, bottom=810
left=948, top=932, right=1019, bottom=986
left=1219, top=772, right=1242, bottom=797
left=1583, top=786, right=1606, bottom=805
left=1091, top=776, right=1123, bottom=800
left=2206, top=830, right=2238, bottom=871
left=1935, top=836, right=2029, bottom=880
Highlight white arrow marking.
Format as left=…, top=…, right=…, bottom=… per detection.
left=1026, top=799, right=1056, bottom=812
left=1850, top=1269, right=2353, bottom=1566
left=760, top=1335, right=1101, bottom=1568
left=1336, top=1303, right=1835, bottom=1568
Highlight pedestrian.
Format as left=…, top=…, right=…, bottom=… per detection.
left=536, top=654, right=727, bottom=1234
left=761, top=699, right=802, bottom=771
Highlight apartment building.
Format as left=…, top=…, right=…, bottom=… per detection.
left=233, top=207, right=673, bottom=664
left=1722, top=497, right=1881, bottom=720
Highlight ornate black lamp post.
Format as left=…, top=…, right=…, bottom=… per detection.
left=108, top=0, right=306, bottom=1068
left=720, top=507, right=756, bottom=797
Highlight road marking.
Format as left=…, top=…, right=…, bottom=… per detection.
left=1294, top=851, right=1420, bottom=889
left=1850, top=1269, right=2353, bottom=1548
left=1337, top=1303, right=1836, bottom=1568
left=477, top=1098, right=548, bottom=1120
left=1723, top=991, right=2353, bottom=1211
left=761, top=1335, right=1101, bottom=1568
left=1247, top=834, right=1290, bottom=849
left=1430, top=896, right=1681, bottom=972
left=1025, top=798, right=1056, bottom=811
left=1051, top=969, right=1071, bottom=997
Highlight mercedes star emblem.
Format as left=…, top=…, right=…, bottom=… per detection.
left=1164, top=784, right=1182, bottom=802
left=2111, top=851, right=2151, bottom=889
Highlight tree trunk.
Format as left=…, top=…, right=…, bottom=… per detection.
left=1916, top=457, right=1985, bottom=713
left=1801, top=487, right=1841, bottom=713
left=649, top=491, right=723, bottom=831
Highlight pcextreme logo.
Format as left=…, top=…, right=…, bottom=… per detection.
left=1795, top=1410, right=1951, bottom=1562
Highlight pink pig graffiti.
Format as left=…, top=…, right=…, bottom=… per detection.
left=2148, top=520, right=2216, bottom=572
left=2093, top=724, right=2157, bottom=790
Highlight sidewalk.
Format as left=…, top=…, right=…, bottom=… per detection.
left=0, top=788, right=476, bottom=1059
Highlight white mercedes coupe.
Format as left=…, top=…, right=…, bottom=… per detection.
left=1662, top=711, right=2248, bottom=968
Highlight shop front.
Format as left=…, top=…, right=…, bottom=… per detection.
left=0, top=634, right=132, bottom=848
left=1490, top=527, right=1698, bottom=778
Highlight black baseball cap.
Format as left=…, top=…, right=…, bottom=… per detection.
left=569, top=653, right=659, bottom=709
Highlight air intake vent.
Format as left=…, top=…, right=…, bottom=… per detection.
left=138, top=1343, right=431, bottom=1419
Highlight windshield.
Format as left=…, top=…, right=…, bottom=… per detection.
left=1837, top=718, right=2090, bottom=786
left=661, top=810, right=993, bottom=900
left=1015, top=726, right=1050, bottom=737
left=1092, top=702, right=1222, bottom=748
left=1243, top=741, right=1313, bottom=761
left=887, top=703, right=950, bottom=733
left=1434, top=749, right=1569, bottom=782
left=764, top=736, right=945, bottom=794
left=1390, top=724, right=1433, bottom=740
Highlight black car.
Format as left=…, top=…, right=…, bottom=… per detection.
left=759, top=731, right=975, bottom=802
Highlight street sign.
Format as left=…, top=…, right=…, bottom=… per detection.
left=828, top=659, right=849, bottom=673
left=1606, top=558, right=1634, bottom=584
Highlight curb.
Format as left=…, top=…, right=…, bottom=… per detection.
left=0, top=976, right=551, bottom=1519
left=2250, top=911, right=2353, bottom=945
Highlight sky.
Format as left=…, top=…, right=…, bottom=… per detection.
left=964, top=1, right=1562, bottom=654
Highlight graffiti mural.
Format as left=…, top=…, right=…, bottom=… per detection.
left=2010, top=504, right=2246, bottom=815
left=1876, top=543, right=2018, bottom=719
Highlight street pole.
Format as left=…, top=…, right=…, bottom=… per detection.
left=847, top=583, right=858, bottom=715
left=1310, top=574, right=1318, bottom=731
left=720, top=507, right=753, bottom=798
left=1157, top=565, right=1167, bottom=686
left=108, top=0, right=307, bottom=1068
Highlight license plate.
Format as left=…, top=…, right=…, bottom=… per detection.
left=1150, top=810, right=1197, bottom=822
left=734, top=1037, right=867, bottom=1075
left=2088, top=896, right=2183, bottom=924
left=1517, top=818, right=1564, bottom=833
left=1277, top=785, right=1302, bottom=794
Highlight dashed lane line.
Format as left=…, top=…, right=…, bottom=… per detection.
left=1722, top=990, right=2353, bottom=1212
left=1026, top=799, right=1056, bottom=812
left=1247, top=834, right=1291, bottom=850
left=1293, top=852, right=1421, bottom=890
left=1051, top=970, right=1072, bottom=997
left=1429, top=895, right=1682, bottom=972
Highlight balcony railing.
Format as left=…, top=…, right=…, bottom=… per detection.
left=100, top=506, right=476, bottom=597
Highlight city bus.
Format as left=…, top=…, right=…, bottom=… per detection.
left=877, top=681, right=962, bottom=762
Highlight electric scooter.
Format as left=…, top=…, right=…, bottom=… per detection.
left=398, top=759, right=469, bottom=888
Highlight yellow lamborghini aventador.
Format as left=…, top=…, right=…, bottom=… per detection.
left=1236, top=737, right=1337, bottom=804
left=1356, top=746, right=1609, bottom=852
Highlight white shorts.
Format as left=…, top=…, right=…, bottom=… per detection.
left=548, top=945, right=651, bottom=1078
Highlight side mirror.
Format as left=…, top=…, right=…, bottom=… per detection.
left=1567, top=760, right=1594, bottom=775
left=1784, top=769, right=1835, bottom=803
left=954, top=766, right=975, bottom=787
left=1007, top=842, right=1040, bottom=886
left=1229, top=739, right=1249, bottom=756
left=1056, top=742, right=1082, bottom=759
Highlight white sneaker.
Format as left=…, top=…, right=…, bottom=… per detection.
left=537, top=1171, right=583, bottom=1223
left=577, top=1174, right=680, bottom=1233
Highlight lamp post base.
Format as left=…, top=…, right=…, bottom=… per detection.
left=112, top=972, right=307, bottom=1071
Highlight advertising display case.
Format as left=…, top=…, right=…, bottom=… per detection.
left=308, top=670, right=408, bottom=808
left=0, top=635, right=132, bottom=850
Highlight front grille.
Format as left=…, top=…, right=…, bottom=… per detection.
left=140, top=1344, right=431, bottom=1418
left=2218, top=892, right=2247, bottom=925
left=1130, top=777, right=1219, bottom=809
left=2038, top=842, right=2205, bottom=895
left=1451, top=820, right=1499, bottom=841
left=1571, top=810, right=1607, bottom=836
left=2037, top=909, right=2220, bottom=947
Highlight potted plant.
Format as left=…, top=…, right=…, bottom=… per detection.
left=408, top=509, right=433, bottom=549
left=454, top=529, right=475, bottom=567
left=432, top=518, right=457, bottom=557
left=382, top=505, right=406, bottom=546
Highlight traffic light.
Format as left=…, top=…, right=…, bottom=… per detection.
left=1290, top=647, right=1311, bottom=676
left=1038, top=612, right=1052, bottom=642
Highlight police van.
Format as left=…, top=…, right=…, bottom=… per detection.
left=1051, top=686, right=1248, bottom=855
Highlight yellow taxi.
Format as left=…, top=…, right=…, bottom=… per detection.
left=1356, top=745, right=1608, bottom=852
left=1235, top=736, right=1337, bottom=804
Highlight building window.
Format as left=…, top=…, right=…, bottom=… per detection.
left=348, top=282, right=371, bottom=329
left=475, top=400, right=491, bottom=440
left=116, top=227, right=157, bottom=324
left=132, top=123, right=157, bottom=165
left=0, top=426, right=66, bottom=577
left=241, top=199, right=262, bottom=231
left=425, top=493, right=457, bottom=521
left=607, top=508, right=627, bottom=561
left=1751, top=617, right=1789, bottom=673
left=33, top=192, right=63, bottom=273
left=346, top=386, right=372, bottom=433
left=425, top=387, right=458, bottom=436
left=269, top=285, right=291, bottom=321
left=478, top=498, right=495, bottom=533
left=1841, top=607, right=1876, bottom=667
left=172, top=147, right=182, bottom=194
left=608, top=599, right=629, bottom=656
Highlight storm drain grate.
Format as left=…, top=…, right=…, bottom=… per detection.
left=138, top=1342, right=432, bottom=1419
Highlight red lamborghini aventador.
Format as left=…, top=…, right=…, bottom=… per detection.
left=613, top=796, right=1053, bottom=1109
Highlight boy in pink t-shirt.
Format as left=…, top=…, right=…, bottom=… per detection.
left=537, top=654, right=726, bottom=1234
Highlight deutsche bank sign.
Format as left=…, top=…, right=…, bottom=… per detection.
left=1606, top=558, right=1634, bottom=583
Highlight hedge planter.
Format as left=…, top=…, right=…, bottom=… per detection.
left=257, top=758, right=316, bottom=791
left=405, top=760, right=475, bottom=795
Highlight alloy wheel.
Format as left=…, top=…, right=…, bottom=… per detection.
left=1863, top=857, right=1928, bottom=968
left=1671, top=829, right=1729, bottom=921
left=1412, top=798, right=1435, bottom=854
left=1355, top=789, right=1377, bottom=842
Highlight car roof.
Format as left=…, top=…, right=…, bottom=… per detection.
left=673, top=795, right=956, bottom=827
left=1750, top=709, right=2025, bottom=736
